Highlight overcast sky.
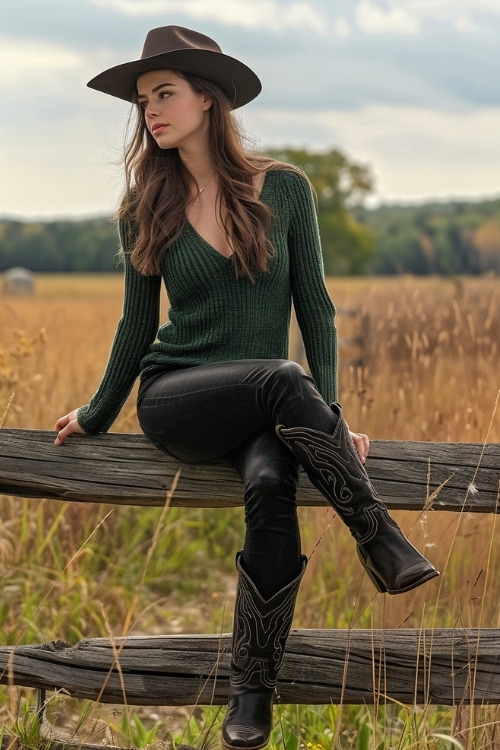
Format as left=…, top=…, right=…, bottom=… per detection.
left=2, top=0, right=500, bottom=219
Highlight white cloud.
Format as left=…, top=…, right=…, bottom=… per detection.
left=243, top=105, right=500, bottom=203
left=89, top=0, right=328, bottom=32
left=453, top=15, right=490, bottom=34
left=0, top=37, right=84, bottom=86
left=0, top=105, right=128, bottom=218
left=355, top=0, right=499, bottom=36
left=281, top=3, right=327, bottom=34
left=404, top=0, right=500, bottom=17
left=355, top=0, right=421, bottom=35
left=332, top=17, right=351, bottom=37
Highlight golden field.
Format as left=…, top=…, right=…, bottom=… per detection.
left=1, top=273, right=499, bottom=629
left=0, top=273, right=499, bottom=748
left=2, top=273, right=498, bottom=441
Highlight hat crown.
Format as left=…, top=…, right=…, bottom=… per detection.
left=87, top=24, right=261, bottom=109
left=141, top=26, right=222, bottom=61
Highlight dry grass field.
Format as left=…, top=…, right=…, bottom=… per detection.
left=0, top=272, right=499, bottom=749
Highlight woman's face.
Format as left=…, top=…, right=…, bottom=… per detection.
left=136, top=70, right=212, bottom=153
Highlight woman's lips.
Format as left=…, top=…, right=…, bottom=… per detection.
left=152, top=124, right=167, bottom=135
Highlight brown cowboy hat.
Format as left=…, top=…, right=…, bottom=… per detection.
left=87, top=25, right=261, bottom=109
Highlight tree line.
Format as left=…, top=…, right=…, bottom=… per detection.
left=0, top=218, right=120, bottom=273
left=1, top=148, right=499, bottom=275
left=356, top=199, right=500, bottom=275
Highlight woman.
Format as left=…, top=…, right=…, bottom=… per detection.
left=54, top=26, right=438, bottom=750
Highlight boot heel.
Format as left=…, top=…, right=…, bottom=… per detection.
left=356, top=544, right=387, bottom=593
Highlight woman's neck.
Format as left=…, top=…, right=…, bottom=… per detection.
left=178, top=148, right=215, bottom=192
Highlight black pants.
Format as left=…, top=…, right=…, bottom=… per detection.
left=137, top=359, right=337, bottom=598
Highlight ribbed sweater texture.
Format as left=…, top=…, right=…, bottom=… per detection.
left=77, top=169, right=338, bottom=434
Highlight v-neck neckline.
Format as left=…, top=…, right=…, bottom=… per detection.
left=185, top=170, right=271, bottom=260
left=185, top=221, right=234, bottom=261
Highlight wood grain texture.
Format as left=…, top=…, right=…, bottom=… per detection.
left=1, top=629, right=500, bottom=706
left=1, top=429, right=499, bottom=512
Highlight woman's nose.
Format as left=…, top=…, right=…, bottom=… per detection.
left=145, top=101, right=159, bottom=117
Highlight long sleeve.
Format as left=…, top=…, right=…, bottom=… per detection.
left=77, top=219, right=161, bottom=434
left=286, top=173, right=338, bottom=404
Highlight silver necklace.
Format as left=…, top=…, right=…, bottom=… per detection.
left=195, top=173, right=215, bottom=202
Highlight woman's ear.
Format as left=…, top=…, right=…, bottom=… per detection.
left=202, top=95, right=213, bottom=111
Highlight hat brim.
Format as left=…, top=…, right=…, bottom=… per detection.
left=87, top=49, right=261, bottom=110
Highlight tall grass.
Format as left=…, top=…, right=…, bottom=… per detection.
left=1, top=273, right=499, bottom=748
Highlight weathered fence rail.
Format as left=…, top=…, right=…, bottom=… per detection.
left=0, top=429, right=498, bottom=512
left=2, top=629, right=500, bottom=706
left=0, top=428, right=499, bottom=713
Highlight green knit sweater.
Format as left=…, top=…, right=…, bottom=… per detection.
left=77, top=169, right=337, bottom=434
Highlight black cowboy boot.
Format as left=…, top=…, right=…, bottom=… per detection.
left=222, top=552, right=307, bottom=750
left=276, top=404, right=438, bottom=595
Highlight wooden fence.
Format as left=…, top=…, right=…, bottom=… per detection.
left=0, top=429, right=499, bottom=713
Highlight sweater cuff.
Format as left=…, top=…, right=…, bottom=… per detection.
left=77, top=404, right=109, bottom=435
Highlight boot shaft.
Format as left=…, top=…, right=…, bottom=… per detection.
left=231, top=552, right=307, bottom=689
left=275, top=404, right=438, bottom=594
left=276, top=403, right=393, bottom=544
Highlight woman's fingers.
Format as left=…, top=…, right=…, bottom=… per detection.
left=349, top=430, right=370, bottom=464
left=54, top=410, right=85, bottom=445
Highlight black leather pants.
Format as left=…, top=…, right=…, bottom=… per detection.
left=137, top=359, right=337, bottom=597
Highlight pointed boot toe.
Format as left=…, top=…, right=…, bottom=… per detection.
left=391, top=560, right=439, bottom=594
left=222, top=687, right=273, bottom=749
left=357, top=542, right=439, bottom=595
left=222, top=722, right=269, bottom=749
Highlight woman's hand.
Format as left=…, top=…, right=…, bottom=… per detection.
left=54, top=409, right=86, bottom=446
left=349, top=430, right=370, bottom=464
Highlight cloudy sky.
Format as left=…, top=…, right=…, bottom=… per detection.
left=2, top=0, right=500, bottom=219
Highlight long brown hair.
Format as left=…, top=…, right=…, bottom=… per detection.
left=118, top=72, right=288, bottom=280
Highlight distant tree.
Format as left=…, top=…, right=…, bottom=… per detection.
left=473, top=219, right=500, bottom=272
left=0, top=218, right=119, bottom=273
left=267, top=148, right=375, bottom=275
left=360, top=198, right=500, bottom=275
